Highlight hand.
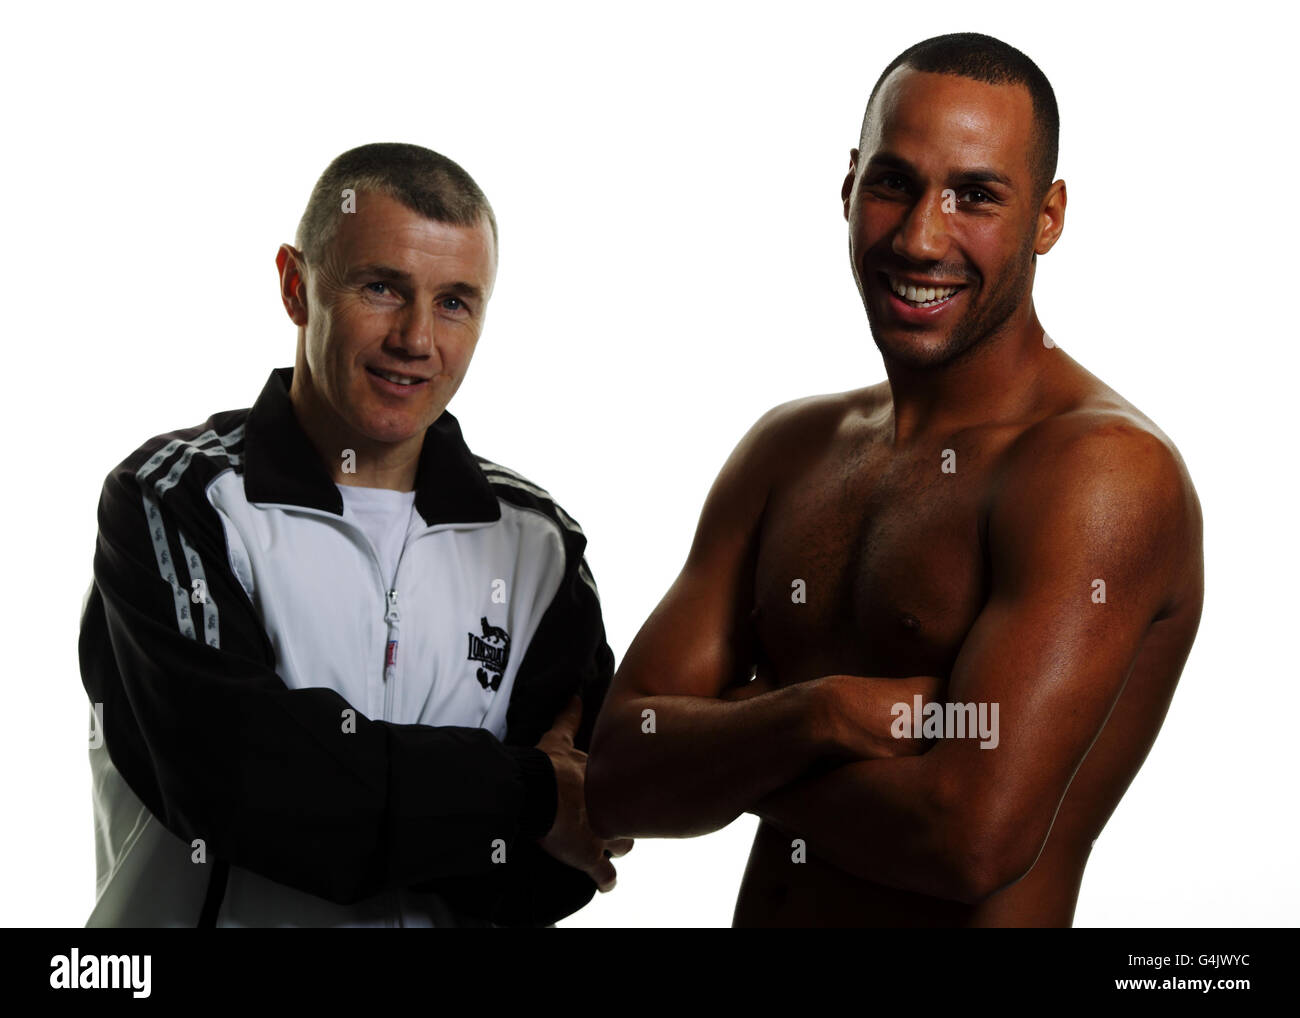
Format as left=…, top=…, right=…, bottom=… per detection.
left=536, top=696, right=635, bottom=891
left=718, top=669, right=779, bottom=701
left=819, top=673, right=946, bottom=762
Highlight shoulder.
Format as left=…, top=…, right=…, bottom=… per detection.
left=92, top=410, right=254, bottom=618
left=473, top=455, right=588, bottom=544
left=754, top=383, right=886, bottom=439
left=679, top=386, right=885, bottom=558
left=727, top=384, right=887, bottom=477
left=474, top=455, right=601, bottom=603
left=1004, top=401, right=1194, bottom=514
left=101, top=408, right=249, bottom=510
left=992, top=401, right=1202, bottom=607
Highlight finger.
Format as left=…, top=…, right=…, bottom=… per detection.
left=589, top=857, right=617, bottom=893
left=603, top=838, right=635, bottom=859
left=551, top=695, right=583, bottom=738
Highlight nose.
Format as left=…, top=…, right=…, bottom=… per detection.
left=892, top=189, right=951, bottom=264
left=392, top=297, right=436, bottom=359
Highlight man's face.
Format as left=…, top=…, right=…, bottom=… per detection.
left=844, top=68, right=1046, bottom=368
left=286, top=191, right=497, bottom=446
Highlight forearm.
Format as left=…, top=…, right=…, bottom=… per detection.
left=586, top=681, right=840, bottom=838
left=751, top=752, right=983, bottom=902
left=586, top=671, right=936, bottom=839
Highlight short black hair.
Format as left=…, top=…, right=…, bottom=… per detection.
left=295, top=142, right=498, bottom=268
left=858, top=33, right=1059, bottom=201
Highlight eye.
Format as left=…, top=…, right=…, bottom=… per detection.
left=441, top=296, right=467, bottom=313
left=874, top=173, right=909, bottom=192
left=960, top=188, right=995, bottom=205
left=364, top=281, right=395, bottom=295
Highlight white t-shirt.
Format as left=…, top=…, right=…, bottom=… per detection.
left=337, top=484, right=418, bottom=590
left=335, top=482, right=495, bottom=927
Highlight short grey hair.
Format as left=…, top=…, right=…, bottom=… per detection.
left=294, top=142, right=498, bottom=267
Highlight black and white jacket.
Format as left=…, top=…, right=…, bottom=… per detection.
left=79, top=366, right=614, bottom=927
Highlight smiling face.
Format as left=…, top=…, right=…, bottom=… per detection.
left=844, top=67, right=1060, bottom=368
left=278, top=190, right=497, bottom=455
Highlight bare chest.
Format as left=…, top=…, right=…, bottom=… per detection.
left=751, top=437, right=995, bottom=684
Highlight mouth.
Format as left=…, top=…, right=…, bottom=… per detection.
left=877, top=271, right=968, bottom=319
left=366, top=366, right=431, bottom=394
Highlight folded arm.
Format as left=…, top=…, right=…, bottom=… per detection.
left=586, top=400, right=938, bottom=838
left=753, top=423, right=1201, bottom=902
left=81, top=449, right=557, bottom=908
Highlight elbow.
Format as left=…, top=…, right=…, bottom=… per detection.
left=583, top=764, right=614, bottom=840
left=584, top=704, right=661, bottom=839
left=934, top=777, right=1041, bottom=905
left=944, top=844, right=1034, bottom=906
left=586, top=736, right=670, bottom=839
left=583, top=742, right=627, bottom=841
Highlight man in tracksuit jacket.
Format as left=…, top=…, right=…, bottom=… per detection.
left=78, top=142, right=631, bottom=927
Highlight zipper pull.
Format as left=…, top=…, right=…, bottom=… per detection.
left=384, top=590, right=400, bottom=682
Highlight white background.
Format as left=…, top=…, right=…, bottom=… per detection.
left=2, top=0, right=1295, bottom=928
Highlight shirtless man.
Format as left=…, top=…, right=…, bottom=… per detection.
left=585, top=32, right=1204, bottom=927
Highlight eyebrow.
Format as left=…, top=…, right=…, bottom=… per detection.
left=865, top=152, right=1015, bottom=191
left=348, top=263, right=485, bottom=300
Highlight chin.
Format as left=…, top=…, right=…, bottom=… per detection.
left=877, top=343, right=949, bottom=370
left=351, top=410, right=428, bottom=446
left=867, top=320, right=949, bottom=367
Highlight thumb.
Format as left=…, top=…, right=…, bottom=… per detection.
left=552, top=694, right=583, bottom=737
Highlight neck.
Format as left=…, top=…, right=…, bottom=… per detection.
left=288, top=359, right=423, bottom=492
left=882, top=299, right=1052, bottom=447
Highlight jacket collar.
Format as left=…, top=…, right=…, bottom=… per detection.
left=242, top=366, right=501, bottom=527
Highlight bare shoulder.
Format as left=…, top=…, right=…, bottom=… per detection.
left=736, top=383, right=889, bottom=474
left=691, top=385, right=887, bottom=559
left=994, top=385, right=1204, bottom=615
left=1009, top=385, right=1197, bottom=510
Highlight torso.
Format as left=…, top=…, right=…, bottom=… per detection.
left=732, top=361, right=1201, bottom=926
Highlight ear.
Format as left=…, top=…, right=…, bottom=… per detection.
left=1034, top=179, right=1067, bottom=256
left=842, top=149, right=859, bottom=221
left=276, top=244, right=310, bottom=327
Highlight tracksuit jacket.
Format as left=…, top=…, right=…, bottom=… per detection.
left=78, top=366, right=614, bottom=927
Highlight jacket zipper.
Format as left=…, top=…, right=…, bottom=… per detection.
left=348, top=516, right=412, bottom=929
left=380, top=560, right=405, bottom=927
left=384, top=589, right=400, bottom=683
left=246, top=500, right=495, bottom=927
left=351, top=512, right=426, bottom=929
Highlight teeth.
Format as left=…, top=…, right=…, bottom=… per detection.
left=376, top=370, right=418, bottom=385
left=888, top=275, right=960, bottom=306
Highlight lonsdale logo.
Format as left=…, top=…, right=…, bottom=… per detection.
left=467, top=616, right=510, bottom=691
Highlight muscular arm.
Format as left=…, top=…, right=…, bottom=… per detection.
left=752, top=422, right=1203, bottom=903
left=586, top=402, right=933, bottom=838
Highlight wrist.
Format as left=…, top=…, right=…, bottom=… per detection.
left=511, top=745, right=559, bottom=838
left=809, top=673, right=916, bottom=761
left=804, top=674, right=849, bottom=759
